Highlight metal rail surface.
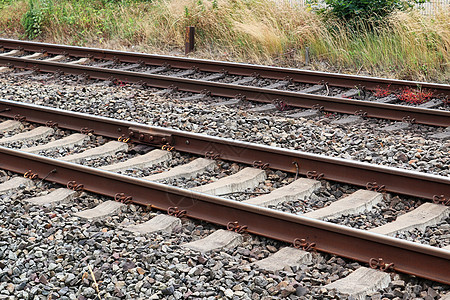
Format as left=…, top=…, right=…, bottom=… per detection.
left=1, top=99, right=448, bottom=201
left=0, top=146, right=449, bottom=285
left=1, top=38, right=449, bottom=96
left=0, top=56, right=449, bottom=127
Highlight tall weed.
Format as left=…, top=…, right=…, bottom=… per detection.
left=21, top=0, right=52, bottom=38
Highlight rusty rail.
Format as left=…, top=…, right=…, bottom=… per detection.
left=0, top=56, right=448, bottom=127
left=0, top=146, right=449, bottom=284
left=1, top=99, right=449, bottom=201
left=1, top=38, right=449, bottom=96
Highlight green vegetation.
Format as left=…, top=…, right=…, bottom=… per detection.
left=0, top=0, right=448, bottom=83
left=22, top=0, right=45, bottom=38
left=318, top=0, right=426, bottom=22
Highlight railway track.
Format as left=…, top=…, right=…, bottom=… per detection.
left=0, top=100, right=449, bottom=294
left=0, top=38, right=449, bottom=127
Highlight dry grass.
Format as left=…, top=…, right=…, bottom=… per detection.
left=0, top=0, right=448, bottom=82
left=0, top=1, right=28, bottom=36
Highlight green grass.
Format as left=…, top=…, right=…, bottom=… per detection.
left=0, top=0, right=448, bottom=82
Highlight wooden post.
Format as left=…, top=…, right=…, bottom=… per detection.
left=185, top=26, right=195, bottom=55
left=305, top=47, right=310, bottom=65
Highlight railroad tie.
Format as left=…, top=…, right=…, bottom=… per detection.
left=92, top=61, right=116, bottom=68
left=287, top=109, right=320, bottom=118
left=0, top=177, right=34, bottom=193
left=172, top=69, right=196, bottom=77
left=145, top=66, right=169, bottom=74
left=0, top=126, right=54, bottom=145
left=249, top=104, right=278, bottom=113
left=378, top=122, right=410, bottom=132
left=331, top=115, right=363, bottom=126
left=143, top=158, right=216, bottom=181
left=26, top=188, right=77, bottom=207
left=0, top=66, right=11, bottom=73
left=0, top=49, right=23, bottom=57
left=251, top=247, right=312, bottom=272
left=101, top=149, right=172, bottom=172
left=374, top=95, right=397, bottom=103
left=303, top=190, right=383, bottom=220
left=22, top=133, right=89, bottom=153
left=419, top=99, right=443, bottom=109
left=0, top=120, right=22, bottom=133
left=208, top=98, right=241, bottom=107
left=265, top=81, right=290, bottom=90
left=429, top=131, right=450, bottom=140
left=323, top=267, right=391, bottom=300
left=337, top=88, right=361, bottom=98
left=299, top=85, right=325, bottom=94
left=202, top=73, right=225, bottom=81
left=441, top=293, right=450, bottom=300
left=179, top=94, right=207, bottom=101
left=21, top=52, right=44, bottom=59
left=117, top=63, right=141, bottom=71
left=152, top=88, right=176, bottom=96
left=232, top=77, right=256, bottom=85
left=124, top=214, right=181, bottom=235
left=11, top=70, right=34, bottom=77
left=182, top=229, right=243, bottom=253
left=74, top=200, right=125, bottom=220
left=369, top=203, right=450, bottom=236
left=66, top=57, right=90, bottom=65
left=243, top=178, right=320, bottom=207
left=61, top=141, right=128, bottom=163
left=43, top=55, right=66, bottom=62
left=191, top=167, right=267, bottom=196
left=429, top=127, right=450, bottom=140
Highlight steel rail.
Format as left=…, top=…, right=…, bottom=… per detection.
left=0, top=56, right=449, bottom=127
left=1, top=38, right=449, bottom=96
left=1, top=99, right=449, bottom=201
left=0, top=146, right=449, bottom=284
